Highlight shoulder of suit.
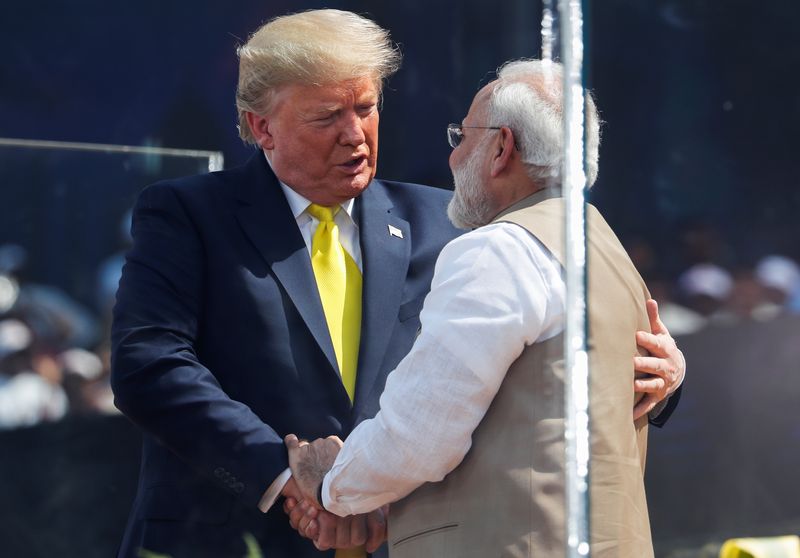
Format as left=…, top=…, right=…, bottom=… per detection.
left=139, top=162, right=244, bottom=205
left=372, top=178, right=453, bottom=202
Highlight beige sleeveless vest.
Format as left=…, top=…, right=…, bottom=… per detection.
left=387, top=189, right=654, bottom=558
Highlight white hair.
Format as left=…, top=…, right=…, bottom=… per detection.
left=236, top=9, right=402, bottom=144
left=487, top=59, right=601, bottom=187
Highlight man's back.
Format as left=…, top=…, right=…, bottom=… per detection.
left=387, top=191, right=653, bottom=558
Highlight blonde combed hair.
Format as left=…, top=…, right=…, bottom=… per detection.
left=236, top=9, right=402, bottom=144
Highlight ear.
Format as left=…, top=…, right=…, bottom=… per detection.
left=489, top=126, right=516, bottom=178
left=244, top=112, right=275, bottom=150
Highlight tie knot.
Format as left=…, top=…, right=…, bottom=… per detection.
left=307, top=203, right=339, bottom=223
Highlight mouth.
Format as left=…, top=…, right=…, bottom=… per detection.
left=338, top=154, right=368, bottom=175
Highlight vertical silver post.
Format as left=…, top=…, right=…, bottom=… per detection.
left=208, top=152, right=225, bottom=172
left=558, top=0, right=591, bottom=557
left=541, top=0, right=557, bottom=62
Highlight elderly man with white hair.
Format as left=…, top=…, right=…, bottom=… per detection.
left=285, top=59, right=679, bottom=558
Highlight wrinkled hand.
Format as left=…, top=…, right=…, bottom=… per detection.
left=283, top=497, right=387, bottom=552
left=285, top=434, right=343, bottom=507
left=633, top=299, right=686, bottom=419
left=282, top=436, right=387, bottom=552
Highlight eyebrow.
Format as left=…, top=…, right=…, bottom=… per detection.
left=305, top=105, right=340, bottom=117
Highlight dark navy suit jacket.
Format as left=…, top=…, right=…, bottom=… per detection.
left=111, top=153, right=460, bottom=558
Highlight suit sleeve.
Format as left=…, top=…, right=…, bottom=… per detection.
left=648, top=385, right=682, bottom=427
left=110, top=182, right=287, bottom=508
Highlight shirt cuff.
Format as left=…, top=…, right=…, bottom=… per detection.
left=650, top=359, right=687, bottom=419
left=321, top=471, right=334, bottom=512
left=648, top=397, right=669, bottom=419
left=257, top=467, right=292, bottom=513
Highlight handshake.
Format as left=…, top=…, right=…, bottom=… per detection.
left=281, top=434, right=388, bottom=553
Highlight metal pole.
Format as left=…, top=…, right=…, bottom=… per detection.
left=558, top=0, right=591, bottom=556
left=0, top=137, right=224, bottom=172
left=541, top=0, right=557, bottom=62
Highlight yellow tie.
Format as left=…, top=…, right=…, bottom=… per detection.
left=307, top=205, right=365, bottom=558
left=307, top=204, right=362, bottom=402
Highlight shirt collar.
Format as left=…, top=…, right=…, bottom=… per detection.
left=263, top=151, right=355, bottom=220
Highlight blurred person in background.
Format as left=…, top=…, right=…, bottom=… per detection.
left=96, top=209, right=133, bottom=322
left=625, top=238, right=705, bottom=336
left=677, top=262, right=733, bottom=327
left=725, top=267, right=779, bottom=323
left=0, top=243, right=100, bottom=351
left=0, top=318, right=68, bottom=429
left=644, top=274, right=705, bottom=336
left=755, top=255, right=800, bottom=314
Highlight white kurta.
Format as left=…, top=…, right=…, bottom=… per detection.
left=322, top=222, right=566, bottom=516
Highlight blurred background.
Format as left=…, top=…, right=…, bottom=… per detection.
left=1, top=0, right=799, bottom=556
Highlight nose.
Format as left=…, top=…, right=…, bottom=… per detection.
left=448, top=148, right=458, bottom=171
left=339, top=111, right=366, bottom=146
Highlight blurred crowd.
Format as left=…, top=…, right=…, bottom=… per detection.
left=626, top=223, right=800, bottom=337
left=649, top=255, right=800, bottom=336
left=2, top=222, right=799, bottom=431
left=0, top=237, right=125, bottom=431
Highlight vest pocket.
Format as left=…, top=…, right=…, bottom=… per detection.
left=391, top=523, right=459, bottom=547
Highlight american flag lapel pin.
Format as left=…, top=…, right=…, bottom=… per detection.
left=388, top=224, right=403, bottom=239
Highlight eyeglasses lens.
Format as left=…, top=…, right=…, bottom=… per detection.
left=447, top=126, right=463, bottom=149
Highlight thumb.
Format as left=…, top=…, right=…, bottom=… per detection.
left=285, top=434, right=300, bottom=449
left=646, top=299, right=669, bottom=335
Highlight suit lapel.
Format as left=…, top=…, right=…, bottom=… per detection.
left=232, top=154, right=340, bottom=377
left=354, top=180, right=411, bottom=413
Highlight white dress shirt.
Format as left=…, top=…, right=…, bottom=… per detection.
left=322, top=222, right=567, bottom=516
left=258, top=152, right=362, bottom=512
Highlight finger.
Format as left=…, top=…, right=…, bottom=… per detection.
left=633, top=394, right=658, bottom=420
left=315, top=512, right=337, bottom=550
left=634, top=377, right=666, bottom=394
left=298, top=506, right=318, bottom=539
left=288, top=505, right=304, bottom=531
left=289, top=500, right=310, bottom=532
left=349, top=514, right=368, bottom=548
left=366, top=509, right=387, bottom=553
left=289, top=506, right=304, bottom=531
left=646, top=299, right=670, bottom=336
left=635, top=331, right=667, bottom=357
left=326, top=435, right=345, bottom=448
left=633, top=356, right=670, bottom=377
left=336, top=515, right=354, bottom=549
left=283, top=496, right=297, bottom=517
left=284, top=433, right=300, bottom=449
left=304, top=518, right=319, bottom=540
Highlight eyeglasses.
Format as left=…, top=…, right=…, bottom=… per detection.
left=447, top=123, right=503, bottom=149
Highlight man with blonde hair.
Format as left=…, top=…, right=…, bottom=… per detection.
left=112, top=9, right=683, bottom=558
left=284, top=59, right=681, bottom=557
left=112, top=9, right=457, bottom=558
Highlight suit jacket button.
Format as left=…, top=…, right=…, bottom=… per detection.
left=214, top=467, right=224, bottom=478
left=234, top=482, right=244, bottom=494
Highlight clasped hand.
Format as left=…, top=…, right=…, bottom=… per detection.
left=632, top=300, right=686, bottom=419
left=281, top=434, right=386, bottom=552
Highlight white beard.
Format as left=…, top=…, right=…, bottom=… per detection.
left=447, top=141, right=494, bottom=230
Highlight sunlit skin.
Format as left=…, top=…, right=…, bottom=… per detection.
left=449, top=81, right=531, bottom=220
left=246, top=77, right=380, bottom=206
left=448, top=84, right=494, bottom=174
